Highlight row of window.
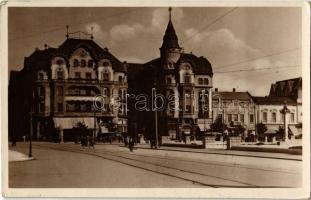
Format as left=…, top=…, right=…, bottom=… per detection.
left=198, top=78, right=209, bottom=85
left=52, top=70, right=125, bottom=82
left=261, top=111, right=295, bottom=123
left=73, top=59, right=93, bottom=68
left=227, top=114, right=254, bottom=124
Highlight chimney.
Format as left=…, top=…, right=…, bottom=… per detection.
left=233, top=88, right=236, bottom=92
left=215, top=88, right=218, bottom=92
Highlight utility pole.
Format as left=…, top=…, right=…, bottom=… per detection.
left=154, top=68, right=159, bottom=149
left=29, top=88, right=34, bottom=158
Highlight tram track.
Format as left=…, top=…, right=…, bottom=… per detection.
left=34, top=143, right=294, bottom=188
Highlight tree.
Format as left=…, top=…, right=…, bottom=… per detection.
left=275, top=126, right=284, bottom=141
left=211, top=116, right=227, bottom=133
left=256, top=122, right=267, bottom=141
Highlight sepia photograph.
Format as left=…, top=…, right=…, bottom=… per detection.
left=1, top=1, right=310, bottom=198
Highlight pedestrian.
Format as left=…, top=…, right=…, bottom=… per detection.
left=129, top=137, right=134, bottom=152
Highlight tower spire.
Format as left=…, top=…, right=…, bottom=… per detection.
left=169, top=7, right=172, bottom=21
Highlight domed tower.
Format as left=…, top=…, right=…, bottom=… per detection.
left=160, top=7, right=182, bottom=69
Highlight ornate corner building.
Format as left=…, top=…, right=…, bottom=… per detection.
left=129, top=10, right=213, bottom=141
left=9, top=37, right=128, bottom=141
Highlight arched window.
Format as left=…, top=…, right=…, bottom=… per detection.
left=38, top=72, right=44, bottom=80
left=81, top=59, right=86, bottom=67
left=119, top=76, right=123, bottom=82
left=88, top=60, right=93, bottom=68
left=73, top=59, right=79, bottom=67
left=103, top=61, right=110, bottom=66
left=203, top=78, right=209, bottom=85
left=167, top=77, right=172, bottom=84
left=198, top=78, right=203, bottom=85
left=56, top=59, right=64, bottom=65
left=56, top=68, right=64, bottom=79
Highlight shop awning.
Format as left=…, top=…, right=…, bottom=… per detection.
left=289, top=125, right=299, bottom=136
left=54, top=117, right=96, bottom=129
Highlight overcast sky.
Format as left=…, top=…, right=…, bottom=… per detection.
left=8, top=7, right=302, bottom=96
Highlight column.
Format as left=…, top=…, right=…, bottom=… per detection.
left=208, top=88, right=212, bottom=118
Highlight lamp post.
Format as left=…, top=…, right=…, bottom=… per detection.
left=281, top=103, right=290, bottom=143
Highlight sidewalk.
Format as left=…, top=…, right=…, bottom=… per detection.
left=9, top=150, right=34, bottom=162
left=135, top=143, right=302, bottom=161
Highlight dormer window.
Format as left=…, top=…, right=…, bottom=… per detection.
left=73, top=59, right=79, bottom=67
left=204, top=78, right=209, bottom=85
left=198, top=78, right=203, bottom=85
left=103, top=61, right=110, bottom=66
left=118, top=75, right=123, bottom=82
left=81, top=59, right=86, bottom=67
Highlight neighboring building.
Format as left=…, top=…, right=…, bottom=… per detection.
left=9, top=36, right=128, bottom=141
left=131, top=8, right=213, bottom=141
left=269, top=77, right=302, bottom=123
left=212, top=88, right=256, bottom=134
left=253, top=96, right=300, bottom=140
left=252, top=77, right=302, bottom=140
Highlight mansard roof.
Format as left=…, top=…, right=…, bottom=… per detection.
left=178, top=53, right=213, bottom=75
left=269, top=77, right=302, bottom=100
left=24, top=38, right=126, bottom=73
left=141, top=53, right=213, bottom=75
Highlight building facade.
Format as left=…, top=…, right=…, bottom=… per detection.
left=131, top=8, right=213, bottom=141
left=9, top=36, right=128, bottom=141
left=212, top=89, right=256, bottom=135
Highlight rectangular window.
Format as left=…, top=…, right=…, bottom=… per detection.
left=262, top=112, right=267, bottom=122
left=233, top=114, right=238, bottom=122
left=57, top=71, right=63, bottom=79
left=228, top=114, right=232, bottom=122
left=272, top=112, right=276, bottom=122
left=75, top=72, right=81, bottom=79
left=102, top=73, right=109, bottom=81
left=240, top=114, right=244, bottom=123
left=184, top=75, right=190, bottom=84
left=290, top=113, right=295, bottom=122
left=39, top=103, right=45, bottom=113
left=39, top=87, right=45, bottom=97
left=57, top=103, right=63, bottom=112
left=56, top=86, right=63, bottom=96
left=249, top=114, right=254, bottom=123
left=86, top=72, right=92, bottom=79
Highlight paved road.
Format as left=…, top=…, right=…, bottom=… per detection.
left=9, top=142, right=302, bottom=188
